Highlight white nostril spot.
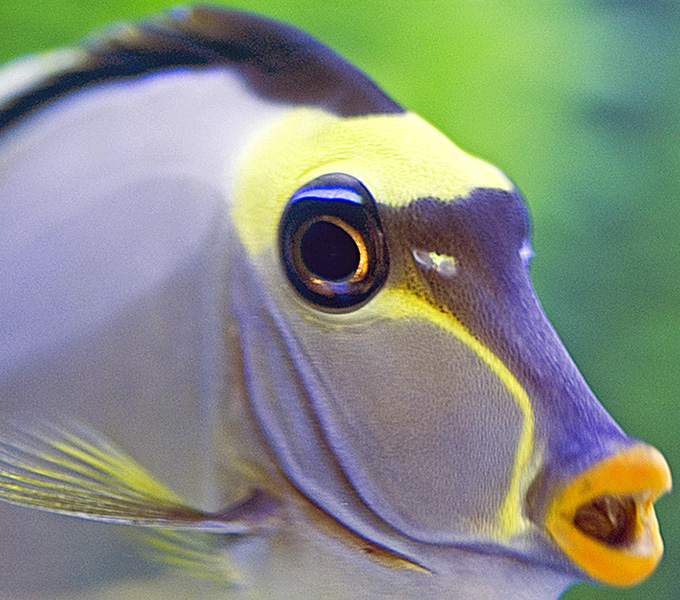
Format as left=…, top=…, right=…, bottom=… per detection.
left=412, top=249, right=457, bottom=279
left=519, top=239, right=534, bottom=266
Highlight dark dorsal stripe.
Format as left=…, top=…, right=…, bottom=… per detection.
left=0, top=5, right=403, bottom=132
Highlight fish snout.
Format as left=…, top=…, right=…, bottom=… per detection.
left=544, top=443, right=671, bottom=586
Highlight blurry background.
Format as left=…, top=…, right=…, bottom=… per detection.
left=0, top=1, right=677, bottom=598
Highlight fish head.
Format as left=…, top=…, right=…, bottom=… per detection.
left=230, top=106, right=671, bottom=586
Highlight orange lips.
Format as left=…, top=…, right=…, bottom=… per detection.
left=545, top=444, right=672, bottom=586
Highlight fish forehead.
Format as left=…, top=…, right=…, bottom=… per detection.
left=232, top=107, right=514, bottom=256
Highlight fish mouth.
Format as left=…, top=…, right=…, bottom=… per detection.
left=545, top=444, right=671, bottom=586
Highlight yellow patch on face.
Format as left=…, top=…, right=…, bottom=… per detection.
left=232, top=108, right=513, bottom=256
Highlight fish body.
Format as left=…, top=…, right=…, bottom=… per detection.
left=0, top=7, right=671, bottom=600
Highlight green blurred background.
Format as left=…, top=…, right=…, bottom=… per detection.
left=0, top=1, right=677, bottom=598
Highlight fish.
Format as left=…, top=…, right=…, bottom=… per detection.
left=0, top=5, right=671, bottom=600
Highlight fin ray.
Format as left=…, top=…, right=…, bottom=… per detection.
left=133, top=529, right=241, bottom=584
left=0, top=420, right=245, bottom=532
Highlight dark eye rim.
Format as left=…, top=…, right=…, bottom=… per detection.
left=278, top=173, right=389, bottom=311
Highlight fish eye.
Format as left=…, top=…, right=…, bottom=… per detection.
left=279, top=173, right=389, bottom=311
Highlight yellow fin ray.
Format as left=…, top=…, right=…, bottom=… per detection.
left=0, top=420, right=246, bottom=532
left=132, top=529, right=242, bottom=585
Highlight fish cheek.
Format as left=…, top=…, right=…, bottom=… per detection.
left=294, top=314, right=526, bottom=543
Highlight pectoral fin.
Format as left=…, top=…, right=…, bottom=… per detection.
left=0, top=420, right=278, bottom=534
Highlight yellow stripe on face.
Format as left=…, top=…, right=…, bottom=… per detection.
left=232, top=108, right=513, bottom=257
left=365, top=287, right=536, bottom=538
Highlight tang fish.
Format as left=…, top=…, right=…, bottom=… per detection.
left=0, top=6, right=671, bottom=600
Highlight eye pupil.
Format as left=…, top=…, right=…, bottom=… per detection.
left=301, top=220, right=360, bottom=281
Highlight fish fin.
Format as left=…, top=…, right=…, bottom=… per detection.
left=0, top=6, right=402, bottom=132
left=129, top=528, right=243, bottom=585
left=0, top=420, right=255, bottom=533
